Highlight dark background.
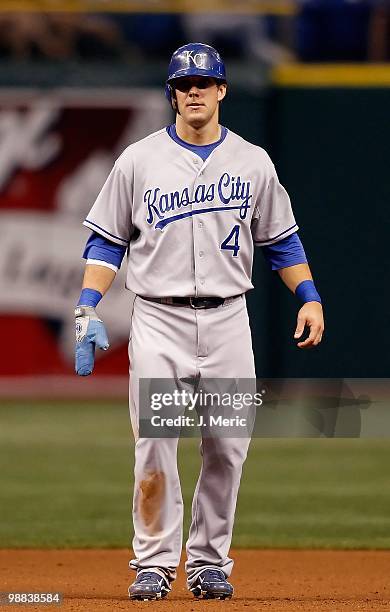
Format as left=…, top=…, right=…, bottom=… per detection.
left=244, top=85, right=389, bottom=377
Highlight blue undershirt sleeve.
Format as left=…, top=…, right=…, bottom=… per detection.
left=261, top=232, right=307, bottom=271
left=83, top=231, right=127, bottom=269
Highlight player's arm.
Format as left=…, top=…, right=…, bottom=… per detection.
left=262, top=233, right=324, bottom=349
left=82, top=262, right=116, bottom=295
left=75, top=232, right=126, bottom=375
left=278, top=263, right=324, bottom=349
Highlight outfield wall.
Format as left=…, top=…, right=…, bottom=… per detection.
left=247, top=64, right=390, bottom=377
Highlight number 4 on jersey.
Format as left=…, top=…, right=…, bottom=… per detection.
left=221, top=225, right=240, bottom=257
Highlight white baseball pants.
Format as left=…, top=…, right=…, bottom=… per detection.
left=128, top=294, right=256, bottom=585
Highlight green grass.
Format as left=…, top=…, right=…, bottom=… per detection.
left=0, top=401, right=390, bottom=548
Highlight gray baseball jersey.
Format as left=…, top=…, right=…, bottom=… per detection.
left=83, top=126, right=297, bottom=587
left=84, top=128, right=297, bottom=297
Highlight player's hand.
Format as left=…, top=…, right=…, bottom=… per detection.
left=294, top=302, right=324, bottom=349
left=75, top=306, right=109, bottom=376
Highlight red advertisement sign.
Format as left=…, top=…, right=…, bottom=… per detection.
left=0, top=89, right=171, bottom=376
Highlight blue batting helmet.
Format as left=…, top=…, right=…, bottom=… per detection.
left=165, top=43, right=226, bottom=105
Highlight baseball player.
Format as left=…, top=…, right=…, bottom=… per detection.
left=75, top=43, right=324, bottom=601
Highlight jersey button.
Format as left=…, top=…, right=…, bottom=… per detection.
left=200, top=279, right=205, bottom=285
left=199, top=251, right=204, bottom=258
left=198, top=221, right=203, bottom=228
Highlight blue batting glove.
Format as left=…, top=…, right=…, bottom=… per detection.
left=75, top=306, right=109, bottom=376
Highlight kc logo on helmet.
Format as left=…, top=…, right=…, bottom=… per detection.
left=184, top=51, right=207, bottom=68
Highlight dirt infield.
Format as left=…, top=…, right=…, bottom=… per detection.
left=1, top=549, right=390, bottom=611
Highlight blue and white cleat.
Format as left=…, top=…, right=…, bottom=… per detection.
left=128, top=570, right=170, bottom=601
left=190, top=569, right=233, bottom=600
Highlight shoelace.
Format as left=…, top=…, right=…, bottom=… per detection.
left=137, top=572, right=162, bottom=584
left=203, top=569, right=225, bottom=582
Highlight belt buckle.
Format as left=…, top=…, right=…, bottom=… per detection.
left=189, top=297, right=207, bottom=309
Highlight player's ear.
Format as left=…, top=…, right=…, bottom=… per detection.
left=217, top=83, right=227, bottom=102
left=171, top=90, right=178, bottom=111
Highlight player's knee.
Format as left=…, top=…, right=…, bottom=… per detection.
left=204, top=441, right=249, bottom=470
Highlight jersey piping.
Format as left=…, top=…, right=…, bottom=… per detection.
left=254, top=223, right=298, bottom=245
left=83, top=219, right=130, bottom=245
left=166, top=124, right=228, bottom=161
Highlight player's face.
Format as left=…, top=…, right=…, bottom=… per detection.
left=172, top=76, right=227, bottom=128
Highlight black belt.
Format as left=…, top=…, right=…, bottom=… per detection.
left=140, top=295, right=241, bottom=310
